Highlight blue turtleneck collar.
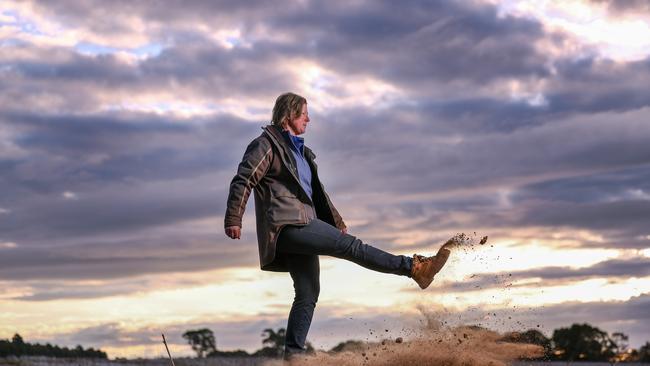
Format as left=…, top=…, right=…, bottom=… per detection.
left=280, top=129, right=312, bottom=200
left=281, top=129, right=305, bottom=155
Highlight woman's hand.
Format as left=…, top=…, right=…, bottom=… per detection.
left=225, top=226, right=242, bottom=239
left=341, top=227, right=347, bottom=235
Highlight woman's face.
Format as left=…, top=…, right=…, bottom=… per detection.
left=287, top=103, right=310, bottom=136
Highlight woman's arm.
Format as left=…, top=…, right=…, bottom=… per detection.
left=224, top=136, right=273, bottom=237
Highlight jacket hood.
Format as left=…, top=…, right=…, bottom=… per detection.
left=262, top=124, right=316, bottom=161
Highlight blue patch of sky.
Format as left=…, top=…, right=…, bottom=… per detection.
left=1, top=10, right=19, bottom=25
left=226, top=36, right=241, bottom=48
left=1, top=10, right=46, bottom=36
left=74, top=42, right=115, bottom=55
left=134, top=43, right=164, bottom=57
left=2, top=9, right=163, bottom=59
left=0, top=10, right=37, bottom=47
left=74, top=41, right=164, bottom=58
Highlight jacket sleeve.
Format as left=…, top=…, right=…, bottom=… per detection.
left=224, top=136, right=273, bottom=228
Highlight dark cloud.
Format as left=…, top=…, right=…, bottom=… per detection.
left=5, top=0, right=650, bottom=121
left=516, top=200, right=650, bottom=246
left=523, top=257, right=650, bottom=279
left=545, top=57, right=650, bottom=115
left=0, top=41, right=296, bottom=112
left=4, top=1, right=650, bottom=132
left=65, top=323, right=147, bottom=347
left=457, top=164, right=650, bottom=249
left=16, top=0, right=648, bottom=124
left=266, top=0, right=552, bottom=85
left=27, top=0, right=549, bottom=85
left=12, top=51, right=138, bottom=83
left=0, top=232, right=258, bottom=281
left=430, top=257, right=650, bottom=293
left=11, top=282, right=147, bottom=302
left=311, top=105, right=650, bottom=196
left=0, top=179, right=218, bottom=241
left=589, top=0, right=650, bottom=14
left=0, top=110, right=266, bottom=244
left=4, top=0, right=554, bottom=104
left=1, top=110, right=243, bottom=186
left=25, top=0, right=283, bottom=32
left=513, top=165, right=650, bottom=204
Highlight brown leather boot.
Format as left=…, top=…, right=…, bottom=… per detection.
left=411, top=244, right=451, bottom=289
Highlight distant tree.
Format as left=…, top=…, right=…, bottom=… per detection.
left=0, top=334, right=106, bottom=358
left=638, top=342, right=650, bottom=362
left=608, top=332, right=632, bottom=361
left=0, top=339, right=12, bottom=357
left=182, top=328, right=217, bottom=358
left=10, top=334, right=25, bottom=355
left=261, top=328, right=285, bottom=349
left=254, top=328, right=314, bottom=357
left=11, top=334, right=24, bottom=346
left=552, top=323, right=616, bottom=361
left=611, top=332, right=628, bottom=353
left=258, top=328, right=286, bottom=358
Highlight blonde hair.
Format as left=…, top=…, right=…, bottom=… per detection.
left=271, top=92, right=307, bottom=129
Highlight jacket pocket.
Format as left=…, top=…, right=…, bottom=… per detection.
left=267, top=185, right=304, bottom=224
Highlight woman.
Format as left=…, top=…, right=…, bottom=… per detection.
left=224, top=92, right=452, bottom=359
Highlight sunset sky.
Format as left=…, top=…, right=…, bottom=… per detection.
left=1, top=0, right=650, bottom=359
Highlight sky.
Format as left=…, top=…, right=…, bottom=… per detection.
left=1, top=0, right=650, bottom=359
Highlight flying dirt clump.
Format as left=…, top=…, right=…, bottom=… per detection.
left=444, top=232, right=489, bottom=249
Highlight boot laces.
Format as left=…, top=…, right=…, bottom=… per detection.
left=415, top=254, right=433, bottom=263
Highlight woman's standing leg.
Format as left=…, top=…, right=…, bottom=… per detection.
left=278, top=218, right=407, bottom=359
left=283, top=252, right=320, bottom=359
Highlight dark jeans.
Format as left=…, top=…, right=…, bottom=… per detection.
left=276, top=218, right=413, bottom=358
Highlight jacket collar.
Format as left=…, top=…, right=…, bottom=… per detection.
left=262, top=124, right=316, bottom=161
left=262, top=124, right=300, bottom=181
left=263, top=124, right=289, bottom=151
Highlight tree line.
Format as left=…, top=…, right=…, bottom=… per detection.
left=3, top=322, right=648, bottom=361
left=183, top=323, right=650, bottom=362
left=0, top=333, right=107, bottom=359
left=496, top=323, right=649, bottom=362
